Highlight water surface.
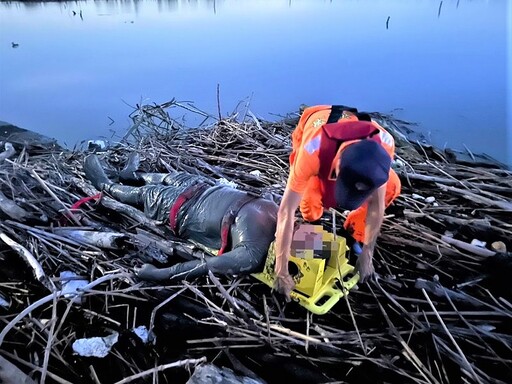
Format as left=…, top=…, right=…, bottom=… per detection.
left=0, top=0, right=510, bottom=164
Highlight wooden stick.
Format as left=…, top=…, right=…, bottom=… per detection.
left=0, top=356, right=38, bottom=384
left=149, top=287, right=187, bottom=337
left=208, top=270, right=248, bottom=322
left=29, top=169, right=81, bottom=225
left=421, top=289, right=484, bottom=384
left=40, top=293, right=59, bottom=384
left=0, top=273, right=128, bottom=346
left=253, top=320, right=321, bottom=344
left=344, top=294, right=366, bottom=356
left=436, top=184, right=512, bottom=211
left=440, top=236, right=495, bottom=257
left=0, top=231, right=53, bottom=291
left=113, top=357, right=207, bottom=384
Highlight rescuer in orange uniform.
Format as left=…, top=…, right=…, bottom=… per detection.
left=274, top=105, right=401, bottom=298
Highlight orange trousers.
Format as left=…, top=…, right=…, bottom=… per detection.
left=343, top=168, right=401, bottom=243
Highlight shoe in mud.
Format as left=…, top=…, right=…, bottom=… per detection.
left=84, top=154, right=112, bottom=190
left=119, top=152, right=142, bottom=184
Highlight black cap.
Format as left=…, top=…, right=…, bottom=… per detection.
left=335, top=140, right=391, bottom=211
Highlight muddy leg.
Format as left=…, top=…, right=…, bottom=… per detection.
left=136, top=261, right=208, bottom=282
left=84, top=154, right=113, bottom=190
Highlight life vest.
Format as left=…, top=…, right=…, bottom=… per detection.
left=317, top=107, right=384, bottom=209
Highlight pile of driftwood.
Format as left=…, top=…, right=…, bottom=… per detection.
left=0, top=101, right=510, bottom=384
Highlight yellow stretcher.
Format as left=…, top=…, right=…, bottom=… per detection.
left=252, top=224, right=360, bottom=315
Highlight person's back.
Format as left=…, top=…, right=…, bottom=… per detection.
left=170, top=181, right=278, bottom=258
left=288, top=105, right=397, bottom=224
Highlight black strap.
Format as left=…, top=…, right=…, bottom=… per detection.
left=327, top=105, right=358, bottom=124
left=355, top=112, right=372, bottom=121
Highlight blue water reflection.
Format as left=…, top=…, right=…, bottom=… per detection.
left=0, top=0, right=509, bottom=164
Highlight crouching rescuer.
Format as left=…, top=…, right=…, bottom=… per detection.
left=274, top=105, right=402, bottom=299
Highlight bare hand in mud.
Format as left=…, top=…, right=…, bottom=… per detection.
left=135, top=263, right=170, bottom=281
left=273, top=273, right=295, bottom=302
left=355, top=252, right=375, bottom=284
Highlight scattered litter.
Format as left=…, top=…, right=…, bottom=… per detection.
left=412, top=193, right=425, bottom=200
left=470, top=239, right=487, bottom=248
left=491, top=241, right=507, bottom=253
left=476, top=324, right=496, bottom=333
left=87, top=140, right=107, bottom=152
left=217, top=178, right=238, bottom=188
left=0, top=295, right=9, bottom=308
left=425, top=196, right=436, bottom=203
left=132, top=325, right=151, bottom=344
left=60, top=271, right=89, bottom=302
left=392, top=159, right=405, bottom=168
left=72, top=332, right=119, bottom=358
left=249, top=170, right=261, bottom=178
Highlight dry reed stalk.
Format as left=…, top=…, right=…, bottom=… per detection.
left=0, top=100, right=511, bottom=383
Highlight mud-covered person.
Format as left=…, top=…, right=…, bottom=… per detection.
left=84, top=153, right=278, bottom=281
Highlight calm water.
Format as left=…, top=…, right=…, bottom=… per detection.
left=0, top=0, right=510, bottom=164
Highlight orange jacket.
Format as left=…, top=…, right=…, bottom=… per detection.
left=287, top=105, right=397, bottom=223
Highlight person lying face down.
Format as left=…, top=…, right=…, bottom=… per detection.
left=83, top=153, right=278, bottom=282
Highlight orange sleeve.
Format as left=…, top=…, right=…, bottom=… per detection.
left=344, top=168, right=402, bottom=243
left=372, top=121, right=396, bottom=158
left=385, top=168, right=401, bottom=203
left=299, top=176, right=324, bottom=222
left=289, top=105, right=329, bottom=165
left=287, top=105, right=330, bottom=194
left=287, top=148, right=320, bottom=194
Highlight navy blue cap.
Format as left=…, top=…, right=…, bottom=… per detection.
left=335, top=140, right=392, bottom=211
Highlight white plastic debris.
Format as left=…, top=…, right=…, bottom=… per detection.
left=72, top=332, right=119, bottom=358
left=132, top=325, right=150, bottom=344
left=87, top=140, right=107, bottom=150
left=425, top=196, right=436, bottom=203
left=470, top=239, right=487, bottom=248
left=392, top=159, right=405, bottom=168
left=476, top=324, right=496, bottom=332
left=217, top=178, right=238, bottom=188
left=412, top=193, right=425, bottom=200
left=60, top=271, right=89, bottom=302
left=249, top=170, right=261, bottom=178
left=0, top=295, right=9, bottom=308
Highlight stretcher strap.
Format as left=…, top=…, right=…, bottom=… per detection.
left=71, top=193, right=103, bottom=210
left=61, top=192, right=102, bottom=225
